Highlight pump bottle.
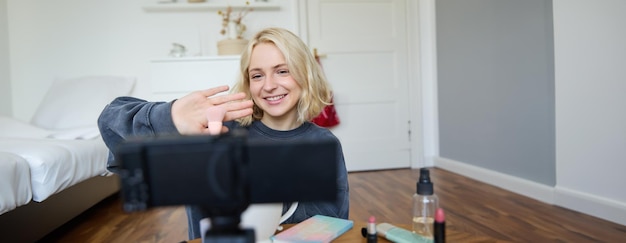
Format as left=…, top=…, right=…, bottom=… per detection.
left=412, top=167, right=439, bottom=238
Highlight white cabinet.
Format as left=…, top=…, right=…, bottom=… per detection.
left=149, top=56, right=241, bottom=101
left=141, top=1, right=280, bottom=12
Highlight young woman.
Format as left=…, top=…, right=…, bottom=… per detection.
left=97, top=27, right=349, bottom=240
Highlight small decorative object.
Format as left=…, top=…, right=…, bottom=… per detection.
left=217, top=39, right=249, bottom=56
left=169, top=43, right=187, bottom=57
left=217, top=2, right=253, bottom=55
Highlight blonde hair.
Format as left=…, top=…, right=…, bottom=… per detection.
left=232, top=27, right=332, bottom=126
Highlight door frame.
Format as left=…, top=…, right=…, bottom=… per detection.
left=413, top=0, right=439, bottom=168
left=294, top=0, right=439, bottom=169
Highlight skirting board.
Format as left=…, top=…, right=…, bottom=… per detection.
left=434, top=156, right=626, bottom=226
left=554, top=186, right=626, bottom=226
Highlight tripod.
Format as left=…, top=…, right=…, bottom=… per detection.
left=200, top=206, right=255, bottom=243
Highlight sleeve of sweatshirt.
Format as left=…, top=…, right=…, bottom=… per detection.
left=97, top=96, right=179, bottom=173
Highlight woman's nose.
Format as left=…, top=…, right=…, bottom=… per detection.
left=262, top=75, right=278, bottom=90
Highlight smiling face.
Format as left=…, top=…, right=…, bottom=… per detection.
left=248, top=42, right=303, bottom=130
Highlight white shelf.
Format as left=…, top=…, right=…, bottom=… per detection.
left=151, top=55, right=240, bottom=62
left=143, top=1, right=280, bottom=12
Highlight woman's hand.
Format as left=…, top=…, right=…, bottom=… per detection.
left=171, top=85, right=253, bottom=135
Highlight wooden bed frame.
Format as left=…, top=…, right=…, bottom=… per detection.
left=0, top=174, right=119, bottom=242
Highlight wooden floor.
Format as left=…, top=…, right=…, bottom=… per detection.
left=41, top=167, right=626, bottom=242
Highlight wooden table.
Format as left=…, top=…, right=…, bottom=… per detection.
left=189, top=222, right=508, bottom=242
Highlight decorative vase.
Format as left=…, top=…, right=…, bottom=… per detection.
left=217, top=39, right=248, bottom=56
left=227, top=22, right=238, bottom=39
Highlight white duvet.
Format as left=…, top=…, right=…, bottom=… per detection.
left=0, top=138, right=109, bottom=202
left=0, top=117, right=110, bottom=213
left=0, top=152, right=32, bottom=215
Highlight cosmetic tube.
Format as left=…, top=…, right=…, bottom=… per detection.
left=366, top=216, right=377, bottom=243
left=376, top=223, right=433, bottom=243
left=434, top=208, right=445, bottom=243
left=206, top=106, right=226, bottom=135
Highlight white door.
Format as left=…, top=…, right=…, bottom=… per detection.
left=304, top=0, right=411, bottom=171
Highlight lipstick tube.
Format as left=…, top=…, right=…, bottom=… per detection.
left=367, top=216, right=377, bottom=243
left=434, top=208, right=445, bottom=243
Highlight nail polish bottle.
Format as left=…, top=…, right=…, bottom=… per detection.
left=412, top=167, right=439, bottom=238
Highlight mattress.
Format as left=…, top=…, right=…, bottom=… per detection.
left=0, top=152, right=33, bottom=215
left=0, top=117, right=52, bottom=138
left=0, top=137, right=110, bottom=202
left=0, top=117, right=100, bottom=140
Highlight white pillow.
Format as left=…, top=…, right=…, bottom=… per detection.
left=0, top=116, right=53, bottom=138
left=30, top=76, right=136, bottom=130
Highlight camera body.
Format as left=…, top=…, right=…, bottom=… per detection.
left=115, top=129, right=338, bottom=214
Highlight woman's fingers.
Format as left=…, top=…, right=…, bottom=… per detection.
left=195, top=86, right=247, bottom=106
left=206, top=94, right=253, bottom=121
left=222, top=100, right=253, bottom=121
left=224, top=108, right=254, bottom=122
left=197, top=85, right=230, bottom=98
left=208, top=92, right=247, bottom=106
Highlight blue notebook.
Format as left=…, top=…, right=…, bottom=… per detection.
left=271, top=215, right=354, bottom=243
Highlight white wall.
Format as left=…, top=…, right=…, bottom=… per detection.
left=7, top=0, right=296, bottom=121
left=553, top=0, right=626, bottom=224
left=436, top=0, right=626, bottom=226
left=0, top=0, right=10, bottom=116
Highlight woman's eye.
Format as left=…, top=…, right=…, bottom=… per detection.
left=277, top=69, right=290, bottom=76
left=250, top=74, right=263, bottom=80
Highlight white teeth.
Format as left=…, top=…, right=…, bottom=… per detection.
left=266, top=95, right=285, bottom=101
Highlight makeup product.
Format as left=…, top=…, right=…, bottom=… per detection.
left=412, top=167, right=439, bottom=238
left=376, top=223, right=432, bottom=243
left=367, top=216, right=377, bottom=243
left=271, top=215, right=353, bottom=243
left=206, top=106, right=226, bottom=135
left=434, top=208, right=445, bottom=243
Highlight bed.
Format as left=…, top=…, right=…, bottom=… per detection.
left=0, top=76, right=135, bottom=242
left=0, top=152, right=32, bottom=215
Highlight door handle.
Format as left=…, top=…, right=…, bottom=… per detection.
left=313, top=48, right=327, bottom=59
